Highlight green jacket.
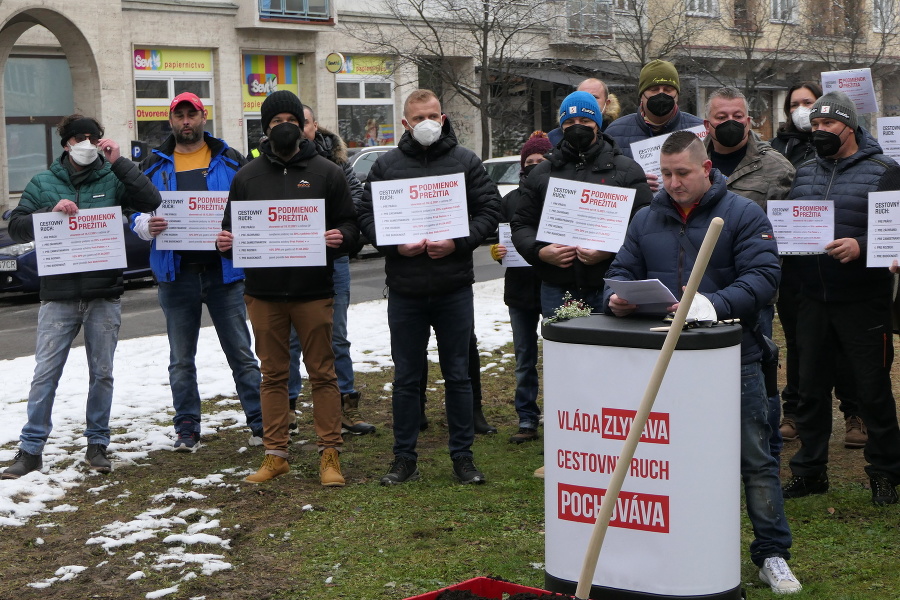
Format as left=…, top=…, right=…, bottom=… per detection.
left=9, top=154, right=162, bottom=300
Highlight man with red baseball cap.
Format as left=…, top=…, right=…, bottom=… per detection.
left=130, top=92, right=263, bottom=453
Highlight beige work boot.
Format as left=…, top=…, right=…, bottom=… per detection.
left=244, top=454, right=289, bottom=484
left=341, top=392, right=376, bottom=435
left=779, top=417, right=799, bottom=442
left=533, top=465, right=545, bottom=479
left=844, top=415, right=867, bottom=449
left=320, top=448, right=345, bottom=487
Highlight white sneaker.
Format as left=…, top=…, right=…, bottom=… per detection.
left=248, top=435, right=264, bottom=447
left=759, top=557, right=802, bottom=594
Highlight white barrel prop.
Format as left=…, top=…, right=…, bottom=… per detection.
left=542, top=315, right=743, bottom=599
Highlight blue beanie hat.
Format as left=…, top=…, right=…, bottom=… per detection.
left=558, top=91, right=603, bottom=129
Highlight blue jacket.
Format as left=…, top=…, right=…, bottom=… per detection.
left=604, top=110, right=704, bottom=160
left=789, top=129, right=900, bottom=303
left=131, top=132, right=246, bottom=283
left=603, top=170, right=780, bottom=364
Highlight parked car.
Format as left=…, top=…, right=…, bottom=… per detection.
left=482, top=155, right=520, bottom=198
left=348, top=145, right=397, bottom=183
left=0, top=210, right=153, bottom=294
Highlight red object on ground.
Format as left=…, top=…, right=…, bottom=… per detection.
left=403, top=576, right=564, bottom=599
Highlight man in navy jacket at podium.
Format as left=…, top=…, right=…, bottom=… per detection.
left=602, top=131, right=801, bottom=595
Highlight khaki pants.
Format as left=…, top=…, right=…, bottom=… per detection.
left=246, top=296, right=342, bottom=456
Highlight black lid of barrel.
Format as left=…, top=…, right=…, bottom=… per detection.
left=542, top=314, right=742, bottom=351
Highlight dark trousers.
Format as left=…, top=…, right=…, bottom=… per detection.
left=389, top=286, right=475, bottom=459
left=777, top=264, right=859, bottom=418
left=420, top=331, right=482, bottom=408
left=790, top=294, right=900, bottom=483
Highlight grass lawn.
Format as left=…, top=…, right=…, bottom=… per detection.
left=1, top=323, right=899, bottom=599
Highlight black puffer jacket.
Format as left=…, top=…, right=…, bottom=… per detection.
left=789, top=128, right=900, bottom=302
left=358, top=118, right=500, bottom=297
left=510, top=133, right=652, bottom=290
left=771, top=127, right=816, bottom=168
left=500, top=185, right=542, bottom=312
left=314, top=126, right=364, bottom=259
left=221, top=138, right=358, bottom=301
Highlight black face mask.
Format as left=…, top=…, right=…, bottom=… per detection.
left=646, top=93, right=676, bottom=117
left=714, top=120, right=747, bottom=148
left=811, top=129, right=844, bottom=157
left=269, top=122, right=301, bottom=155
left=522, top=163, right=539, bottom=178
left=563, top=124, right=596, bottom=152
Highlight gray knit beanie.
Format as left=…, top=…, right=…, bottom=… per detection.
left=809, top=91, right=858, bottom=130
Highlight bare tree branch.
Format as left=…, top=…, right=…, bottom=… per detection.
left=343, top=0, right=552, bottom=157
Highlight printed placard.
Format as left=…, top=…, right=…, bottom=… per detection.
left=536, top=177, right=636, bottom=252
left=155, top=191, right=229, bottom=250
left=499, top=223, right=528, bottom=267
left=867, top=191, right=900, bottom=267
left=878, top=117, right=900, bottom=162
left=631, top=125, right=707, bottom=182
left=821, top=68, right=878, bottom=114
left=231, top=199, right=326, bottom=267
left=370, top=173, right=470, bottom=245
left=33, top=206, right=127, bottom=276
left=766, top=200, right=834, bottom=255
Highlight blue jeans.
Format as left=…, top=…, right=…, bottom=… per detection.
left=741, top=362, right=792, bottom=566
left=158, top=267, right=262, bottom=434
left=509, top=305, right=541, bottom=429
left=388, top=286, right=475, bottom=459
left=540, top=282, right=603, bottom=318
left=20, top=299, right=121, bottom=454
left=758, top=305, right=783, bottom=459
left=289, top=256, right=354, bottom=398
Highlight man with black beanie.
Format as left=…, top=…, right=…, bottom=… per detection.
left=216, top=90, right=358, bottom=487
left=2, top=114, right=161, bottom=479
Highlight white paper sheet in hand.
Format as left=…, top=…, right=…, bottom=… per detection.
left=604, top=278, right=678, bottom=306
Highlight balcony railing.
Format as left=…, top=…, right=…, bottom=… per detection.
left=259, top=0, right=331, bottom=22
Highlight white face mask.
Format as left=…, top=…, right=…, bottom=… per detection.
left=68, top=140, right=99, bottom=166
left=791, top=106, right=813, bottom=132
left=411, top=119, right=442, bottom=147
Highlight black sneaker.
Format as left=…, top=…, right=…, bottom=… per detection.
left=1, top=449, right=43, bottom=479
left=452, top=455, right=486, bottom=485
left=509, top=427, right=539, bottom=444
left=174, top=430, right=200, bottom=453
left=85, top=444, right=112, bottom=473
left=473, top=408, right=497, bottom=435
left=869, top=472, right=899, bottom=506
left=782, top=474, right=829, bottom=499
left=380, top=456, right=420, bottom=486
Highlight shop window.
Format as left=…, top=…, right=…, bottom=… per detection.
left=336, top=75, right=396, bottom=148
left=135, top=80, right=169, bottom=98
left=135, top=77, right=214, bottom=149
left=4, top=56, right=74, bottom=192
left=337, top=82, right=360, bottom=98
left=174, top=81, right=211, bottom=98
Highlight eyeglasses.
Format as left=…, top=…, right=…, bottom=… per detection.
left=73, top=133, right=99, bottom=144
